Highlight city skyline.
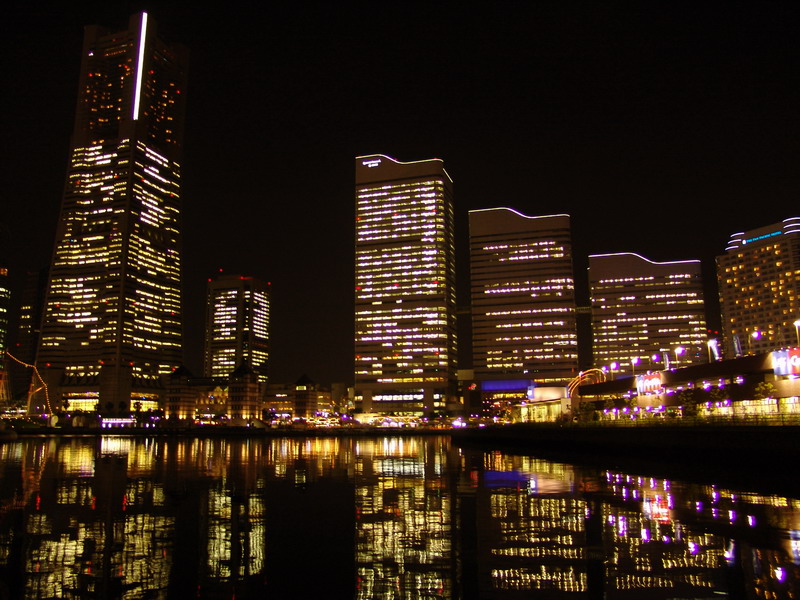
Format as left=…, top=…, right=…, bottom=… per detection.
left=3, top=4, right=798, bottom=385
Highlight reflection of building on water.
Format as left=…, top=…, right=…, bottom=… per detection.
left=473, top=453, right=800, bottom=598
left=6, top=439, right=174, bottom=599
left=478, top=453, right=589, bottom=594
left=354, top=437, right=455, bottom=599
left=1, top=437, right=800, bottom=598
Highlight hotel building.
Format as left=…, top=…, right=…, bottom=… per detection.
left=717, top=217, right=800, bottom=357
left=469, top=209, right=579, bottom=384
left=589, top=253, right=707, bottom=371
left=204, top=274, right=270, bottom=383
left=33, top=13, right=188, bottom=415
left=354, top=154, right=457, bottom=415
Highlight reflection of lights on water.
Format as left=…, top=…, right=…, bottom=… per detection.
left=696, top=501, right=703, bottom=512
left=528, top=478, right=537, bottom=493
left=748, top=515, right=756, bottom=527
left=618, top=516, right=627, bottom=536
left=688, top=541, right=698, bottom=554
left=775, top=567, right=786, bottom=582
left=724, top=541, right=736, bottom=564
left=641, top=528, right=649, bottom=542
left=729, top=510, right=736, bottom=522
left=101, top=437, right=131, bottom=455
left=791, top=531, right=800, bottom=565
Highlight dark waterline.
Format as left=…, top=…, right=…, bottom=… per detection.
left=0, top=435, right=797, bottom=599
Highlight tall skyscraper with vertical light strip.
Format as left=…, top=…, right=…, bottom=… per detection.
left=33, top=13, right=188, bottom=415
left=355, top=154, right=457, bottom=416
left=204, top=275, right=271, bottom=383
left=469, top=209, right=579, bottom=384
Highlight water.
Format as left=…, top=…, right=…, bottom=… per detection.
left=0, top=434, right=796, bottom=599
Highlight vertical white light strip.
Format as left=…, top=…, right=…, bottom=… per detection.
left=132, top=12, right=148, bottom=120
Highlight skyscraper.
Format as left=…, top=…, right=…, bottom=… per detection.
left=355, top=154, right=457, bottom=415
left=589, top=253, right=707, bottom=371
left=33, top=13, right=188, bottom=415
left=717, top=217, right=800, bottom=356
left=204, top=274, right=271, bottom=383
left=469, top=208, right=579, bottom=384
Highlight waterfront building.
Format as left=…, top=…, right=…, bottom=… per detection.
left=589, top=253, right=707, bottom=371
left=717, top=217, right=800, bottom=357
left=0, top=259, right=10, bottom=407
left=469, top=209, right=579, bottom=384
left=204, top=274, right=270, bottom=383
left=32, top=13, right=188, bottom=415
left=354, top=154, right=457, bottom=415
left=263, top=375, right=332, bottom=420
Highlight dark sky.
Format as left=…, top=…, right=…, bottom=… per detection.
left=2, top=2, right=798, bottom=385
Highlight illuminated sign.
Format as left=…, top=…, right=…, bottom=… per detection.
left=636, top=372, right=663, bottom=395
left=743, top=230, right=782, bottom=244
left=773, top=348, right=800, bottom=376
left=362, top=158, right=381, bottom=168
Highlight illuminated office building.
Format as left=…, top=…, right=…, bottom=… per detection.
left=589, top=253, right=707, bottom=370
left=717, top=217, right=800, bottom=357
left=34, top=13, right=188, bottom=415
left=469, top=208, right=578, bottom=384
left=355, top=154, right=457, bottom=415
left=204, top=275, right=270, bottom=383
left=0, top=258, right=9, bottom=406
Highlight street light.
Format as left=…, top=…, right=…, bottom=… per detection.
left=794, top=319, right=800, bottom=346
left=631, top=356, right=640, bottom=376
left=673, top=346, right=685, bottom=369
left=748, top=330, right=761, bottom=354
left=609, top=361, right=619, bottom=380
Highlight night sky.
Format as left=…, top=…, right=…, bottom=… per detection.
left=2, top=2, right=797, bottom=385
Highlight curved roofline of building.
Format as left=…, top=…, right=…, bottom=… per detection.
left=588, top=252, right=700, bottom=265
left=355, top=153, right=453, bottom=183
left=469, top=206, right=570, bottom=220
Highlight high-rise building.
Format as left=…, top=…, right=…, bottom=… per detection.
left=354, top=154, right=457, bottom=415
left=469, top=208, right=579, bottom=384
left=204, top=274, right=271, bottom=383
left=717, top=217, right=800, bottom=357
left=0, top=258, right=10, bottom=407
left=33, top=13, right=188, bottom=415
left=589, top=253, right=708, bottom=371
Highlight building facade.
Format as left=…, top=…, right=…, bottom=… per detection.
left=589, top=253, right=707, bottom=371
left=33, top=13, right=188, bottom=415
left=204, top=274, right=270, bottom=383
left=469, top=208, right=579, bottom=385
left=717, top=217, right=800, bottom=357
left=354, top=154, right=457, bottom=415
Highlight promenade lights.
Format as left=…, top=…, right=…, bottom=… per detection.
left=631, top=356, right=640, bottom=376
left=748, top=330, right=761, bottom=354
left=673, top=346, right=685, bottom=369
